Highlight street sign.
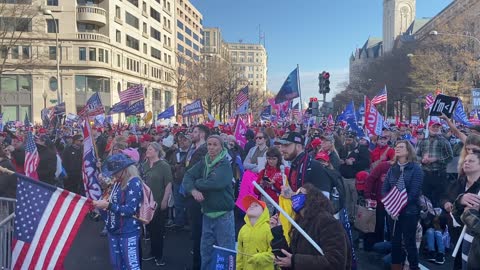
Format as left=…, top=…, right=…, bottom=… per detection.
left=472, top=88, right=480, bottom=110
left=429, top=94, right=458, bottom=118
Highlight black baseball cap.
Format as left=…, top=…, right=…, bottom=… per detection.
left=469, top=125, right=480, bottom=134
left=276, top=132, right=304, bottom=145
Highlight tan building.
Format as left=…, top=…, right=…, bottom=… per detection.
left=0, top=0, right=177, bottom=123
left=202, top=27, right=230, bottom=62
left=174, top=0, right=203, bottom=114
left=226, top=42, right=267, bottom=93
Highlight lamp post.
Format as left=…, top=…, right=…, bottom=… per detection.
left=43, top=9, right=61, bottom=104
left=429, top=30, right=480, bottom=46
left=42, top=91, right=47, bottom=109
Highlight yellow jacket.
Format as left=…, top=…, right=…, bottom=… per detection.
left=236, top=207, right=274, bottom=270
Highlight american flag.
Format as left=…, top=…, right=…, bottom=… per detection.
left=119, top=84, right=144, bottom=103
left=11, top=176, right=91, bottom=269
left=78, top=93, right=105, bottom=117
left=236, top=86, right=249, bottom=108
left=424, top=94, right=434, bottom=110
left=371, top=86, right=387, bottom=105
left=24, top=130, right=39, bottom=180
left=292, top=103, right=301, bottom=120
left=381, top=172, right=408, bottom=217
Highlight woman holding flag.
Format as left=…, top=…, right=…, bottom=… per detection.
left=381, top=140, right=423, bottom=270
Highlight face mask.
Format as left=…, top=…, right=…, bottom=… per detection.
left=291, top=193, right=306, bottom=213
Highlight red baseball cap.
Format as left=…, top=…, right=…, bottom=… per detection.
left=428, top=120, right=441, bottom=127
left=242, top=195, right=266, bottom=210
left=310, top=138, right=322, bottom=149
left=355, top=171, right=369, bottom=191
left=315, top=151, right=330, bottom=162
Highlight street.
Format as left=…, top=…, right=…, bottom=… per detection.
left=65, top=218, right=455, bottom=270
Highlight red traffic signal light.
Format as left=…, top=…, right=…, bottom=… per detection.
left=309, top=97, right=318, bottom=102
left=322, top=72, right=330, bottom=80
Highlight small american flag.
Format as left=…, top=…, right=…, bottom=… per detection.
left=292, top=103, right=301, bottom=120
left=24, top=130, right=39, bottom=180
left=11, top=175, right=91, bottom=269
left=119, top=84, right=144, bottom=103
left=424, top=94, right=434, bottom=110
left=371, top=86, right=387, bottom=105
left=236, top=86, right=249, bottom=108
left=381, top=172, right=408, bottom=217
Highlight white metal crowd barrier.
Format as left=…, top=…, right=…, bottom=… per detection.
left=0, top=197, right=16, bottom=270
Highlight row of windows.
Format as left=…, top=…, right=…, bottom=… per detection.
left=116, top=29, right=172, bottom=65
left=126, top=58, right=140, bottom=72
left=0, top=75, right=32, bottom=92
left=0, top=17, right=32, bottom=32
left=75, top=75, right=110, bottom=93
left=116, top=5, right=171, bottom=30
left=231, top=57, right=263, bottom=63
left=79, top=47, right=109, bottom=63
left=177, top=33, right=200, bottom=52
left=0, top=46, right=31, bottom=60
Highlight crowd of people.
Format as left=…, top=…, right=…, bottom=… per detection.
left=0, top=115, right=479, bottom=270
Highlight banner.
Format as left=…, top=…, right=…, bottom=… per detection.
left=454, top=99, right=473, bottom=127
left=82, top=121, right=102, bottom=200
left=234, top=117, right=247, bottom=148
left=364, top=97, right=384, bottom=136
left=212, top=246, right=236, bottom=270
left=109, top=101, right=129, bottom=114
left=125, top=100, right=145, bottom=116
left=472, top=89, right=480, bottom=110
left=429, top=94, right=458, bottom=118
left=182, top=99, right=204, bottom=117
left=235, top=171, right=259, bottom=212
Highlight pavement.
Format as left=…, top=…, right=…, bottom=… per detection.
left=65, top=218, right=455, bottom=270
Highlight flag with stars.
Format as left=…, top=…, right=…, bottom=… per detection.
left=11, top=175, right=92, bottom=269
left=24, top=129, right=39, bottom=180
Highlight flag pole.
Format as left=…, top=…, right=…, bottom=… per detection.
left=385, top=85, right=388, bottom=120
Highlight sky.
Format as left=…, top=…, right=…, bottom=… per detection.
left=190, top=0, right=452, bottom=102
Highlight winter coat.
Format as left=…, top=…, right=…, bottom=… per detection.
left=237, top=207, right=274, bottom=270
left=0, top=159, right=17, bottom=198
left=382, top=162, right=424, bottom=216
left=365, top=161, right=390, bottom=203
left=254, top=165, right=288, bottom=203
left=370, top=146, right=395, bottom=167
left=62, top=145, right=83, bottom=179
left=36, top=144, right=57, bottom=185
left=244, top=145, right=268, bottom=173
left=461, top=208, right=480, bottom=270
left=339, top=144, right=371, bottom=179
left=11, top=148, right=25, bottom=174
left=167, top=149, right=188, bottom=184
left=183, top=156, right=235, bottom=214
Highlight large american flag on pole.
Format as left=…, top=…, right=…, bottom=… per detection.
left=236, top=86, right=249, bottom=108
left=24, top=130, right=39, bottom=180
left=11, top=175, right=92, bottom=269
left=119, top=84, right=144, bottom=103
left=371, top=86, right=387, bottom=105
left=381, top=172, right=408, bottom=217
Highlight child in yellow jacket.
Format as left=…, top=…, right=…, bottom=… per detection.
left=236, top=195, right=274, bottom=270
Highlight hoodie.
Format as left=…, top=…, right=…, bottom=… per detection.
left=237, top=207, right=274, bottom=270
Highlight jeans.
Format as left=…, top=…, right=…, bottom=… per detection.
left=426, top=228, right=445, bottom=254
left=108, top=232, right=141, bottom=270
left=391, top=214, right=419, bottom=269
left=343, top=178, right=358, bottom=221
left=186, top=197, right=202, bottom=270
left=200, top=211, right=235, bottom=270
left=146, top=209, right=166, bottom=259
left=172, top=182, right=186, bottom=226
left=422, top=170, right=447, bottom=207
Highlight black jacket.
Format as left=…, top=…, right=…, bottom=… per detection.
left=62, top=145, right=83, bottom=178
left=339, top=144, right=371, bottom=179
left=287, top=152, right=333, bottom=195
left=0, top=159, right=17, bottom=198
left=186, top=143, right=207, bottom=170
left=36, top=144, right=57, bottom=185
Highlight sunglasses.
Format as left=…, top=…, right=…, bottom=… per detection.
left=256, top=137, right=264, bottom=140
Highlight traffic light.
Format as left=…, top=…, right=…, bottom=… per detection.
left=309, top=97, right=319, bottom=116
left=323, top=72, right=330, bottom=93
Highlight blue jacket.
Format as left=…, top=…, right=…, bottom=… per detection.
left=382, top=162, right=424, bottom=215
left=104, top=177, right=143, bottom=235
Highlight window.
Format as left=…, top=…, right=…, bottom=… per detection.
left=22, top=46, right=30, bottom=59
left=126, top=35, right=139, bottom=50
left=127, top=0, right=138, bottom=7
left=75, top=75, right=110, bottom=93
left=79, top=47, right=86, bottom=60
left=0, top=17, right=31, bottom=32
left=151, top=27, right=161, bottom=41
left=0, top=46, right=7, bottom=58
left=11, top=46, right=18, bottom=59
left=177, top=32, right=183, bottom=41
left=89, top=48, right=96, bottom=61
left=193, top=43, right=199, bottom=52
left=151, top=47, right=161, bottom=60
left=125, top=12, right=139, bottom=29
left=193, top=33, right=199, bottom=41
left=49, top=46, right=56, bottom=60
left=115, top=6, right=121, bottom=19
left=185, top=38, right=192, bottom=47
left=46, top=19, right=58, bottom=33
left=117, top=54, right=121, bottom=67
left=164, top=90, right=172, bottom=108
left=47, top=0, right=58, bottom=5
left=142, top=1, right=147, bottom=12
left=185, top=49, right=191, bottom=57
left=177, top=20, right=183, bottom=29
left=77, top=23, right=99, bottom=33
left=143, top=22, right=147, bottom=34
left=185, top=27, right=191, bottom=36
left=150, top=7, right=160, bottom=22
left=99, top=49, right=104, bottom=62
left=177, top=44, right=184, bottom=52
left=116, top=30, right=121, bottom=43
left=168, top=55, right=171, bottom=64
left=105, top=50, right=109, bottom=63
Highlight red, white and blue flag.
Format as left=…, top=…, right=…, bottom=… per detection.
left=11, top=175, right=91, bottom=269
left=235, top=86, right=249, bottom=115
left=119, top=84, right=144, bottom=103
left=381, top=173, right=408, bottom=217
left=364, top=96, right=384, bottom=136
left=371, top=86, right=387, bottom=105
left=78, top=93, right=105, bottom=117
left=292, top=103, right=301, bottom=120
left=82, top=122, right=102, bottom=200
left=24, top=120, right=39, bottom=180
left=425, top=94, right=434, bottom=110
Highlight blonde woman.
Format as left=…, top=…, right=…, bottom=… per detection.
left=93, top=154, right=143, bottom=270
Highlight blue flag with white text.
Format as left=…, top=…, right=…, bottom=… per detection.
left=275, top=67, right=300, bottom=104
left=454, top=99, right=473, bottom=127
left=340, top=101, right=364, bottom=137
left=125, top=100, right=145, bottom=116
left=157, top=105, right=175, bottom=119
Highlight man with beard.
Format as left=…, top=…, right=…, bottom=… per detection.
left=339, top=132, right=371, bottom=220
left=62, top=134, right=84, bottom=195
left=182, top=124, right=209, bottom=270
left=416, top=120, right=453, bottom=207
left=277, top=132, right=333, bottom=198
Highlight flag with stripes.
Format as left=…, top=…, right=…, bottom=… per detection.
left=82, top=122, right=102, bottom=200
left=119, top=84, right=144, bottom=103
left=24, top=125, right=39, bottom=180
left=425, top=94, right=434, bottom=110
left=78, top=93, right=105, bottom=117
left=11, top=175, right=92, bottom=269
left=371, top=86, right=387, bottom=105
left=236, top=86, right=249, bottom=108
left=381, top=172, right=408, bottom=217
left=292, top=103, right=301, bottom=120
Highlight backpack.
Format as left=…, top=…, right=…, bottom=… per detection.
left=136, top=181, right=157, bottom=224
left=324, top=167, right=346, bottom=214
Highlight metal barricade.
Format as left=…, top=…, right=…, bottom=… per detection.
left=0, top=197, right=16, bottom=270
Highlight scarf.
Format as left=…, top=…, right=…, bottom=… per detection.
left=204, top=148, right=227, bottom=177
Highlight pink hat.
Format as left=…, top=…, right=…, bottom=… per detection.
left=121, top=148, right=140, bottom=163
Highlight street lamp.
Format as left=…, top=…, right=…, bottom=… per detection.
left=429, top=30, right=480, bottom=46
left=43, top=9, right=62, bottom=104
left=42, top=91, right=47, bottom=109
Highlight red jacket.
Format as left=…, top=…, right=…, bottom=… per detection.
left=254, top=164, right=289, bottom=203
left=364, top=161, right=391, bottom=204
left=370, top=145, right=395, bottom=164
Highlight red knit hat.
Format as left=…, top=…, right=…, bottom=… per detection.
left=355, top=171, right=369, bottom=192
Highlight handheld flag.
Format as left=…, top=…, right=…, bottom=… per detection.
left=78, top=93, right=105, bottom=117
left=119, top=84, right=144, bottom=102
left=275, top=67, right=300, bottom=104
left=82, top=121, right=102, bottom=200
left=381, top=173, right=408, bottom=217
left=371, top=86, right=387, bottom=105
left=157, top=105, right=175, bottom=119
left=125, top=100, right=145, bottom=116
left=454, top=99, right=473, bottom=127
left=109, top=101, right=129, bottom=114
left=24, top=129, right=39, bottom=180
left=424, top=94, right=434, bottom=110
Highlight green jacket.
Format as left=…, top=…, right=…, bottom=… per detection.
left=143, top=159, right=172, bottom=205
left=183, top=156, right=234, bottom=214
